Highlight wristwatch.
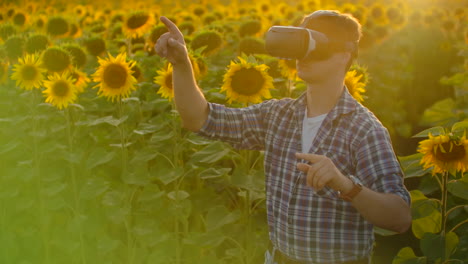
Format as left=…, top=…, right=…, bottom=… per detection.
left=338, top=175, right=363, bottom=202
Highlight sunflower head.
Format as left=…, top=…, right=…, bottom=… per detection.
left=46, top=16, right=69, bottom=37
left=221, top=56, right=273, bottom=105
left=239, top=37, right=266, bottom=56
left=123, top=11, right=155, bottom=39
left=148, top=25, right=169, bottom=47
left=0, top=23, right=16, bottom=41
left=84, top=36, right=107, bottom=57
left=25, top=34, right=50, bottom=54
left=41, top=46, right=72, bottom=73
left=190, top=30, right=223, bottom=56
left=4, top=36, right=25, bottom=61
left=239, top=19, right=262, bottom=37
left=92, top=52, right=137, bottom=102
left=42, top=72, right=77, bottom=110
left=63, top=44, right=87, bottom=69
left=12, top=10, right=28, bottom=28
left=11, top=53, right=46, bottom=90
left=69, top=69, right=90, bottom=93
left=345, top=64, right=368, bottom=103
left=153, top=64, right=174, bottom=101
left=418, top=133, right=468, bottom=174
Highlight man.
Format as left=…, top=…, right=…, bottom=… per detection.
left=155, top=10, right=411, bottom=264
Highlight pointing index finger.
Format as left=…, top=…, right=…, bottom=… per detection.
left=295, top=153, right=324, bottom=162
left=160, top=16, right=183, bottom=37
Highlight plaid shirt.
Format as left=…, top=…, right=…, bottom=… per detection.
left=197, top=88, right=411, bottom=264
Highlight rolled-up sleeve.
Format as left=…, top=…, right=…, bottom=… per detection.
left=355, top=126, right=411, bottom=205
left=196, top=100, right=278, bottom=150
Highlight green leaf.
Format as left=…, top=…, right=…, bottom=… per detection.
left=153, top=166, right=184, bottom=185
left=420, top=232, right=458, bottom=261
left=79, top=177, right=110, bottom=200
left=420, top=98, right=457, bottom=127
left=445, top=232, right=459, bottom=259
left=85, top=148, right=116, bottom=170
left=199, top=167, right=231, bottom=180
left=451, top=121, right=468, bottom=136
left=167, top=190, right=190, bottom=201
left=41, top=182, right=67, bottom=197
left=399, top=153, right=432, bottom=178
left=374, top=226, right=398, bottom=236
left=411, top=191, right=439, bottom=219
left=412, top=127, right=446, bottom=138
left=133, top=123, right=159, bottom=135
left=84, top=115, right=128, bottom=127
left=205, top=206, right=241, bottom=231
left=412, top=210, right=441, bottom=239
left=183, top=231, right=226, bottom=248
left=447, top=176, right=468, bottom=200
left=190, top=141, right=232, bottom=164
left=392, top=247, right=427, bottom=264
left=150, top=129, right=175, bottom=142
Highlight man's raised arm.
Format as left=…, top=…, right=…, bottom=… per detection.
left=154, top=16, right=209, bottom=132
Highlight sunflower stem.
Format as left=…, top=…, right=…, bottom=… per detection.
left=117, top=99, right=133, bottom=264
left=31, top=91, right=51, bottom=264
left=441, top=170, right=448, bottom=238
left=65, top=108, right=87, bottom=264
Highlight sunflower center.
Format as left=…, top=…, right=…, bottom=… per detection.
left=52, top=80, right=70, bottom=97
left=165, top=72, right=173, bottom=90
left=21, top=65, right=38, bottom=80
left=230, top=68, right=265, bottom=96
left=103, top=64, right=127, bottom=89
left=127, top=14, right=149, bottom=29
left=434, top=142, right=466, bottom=162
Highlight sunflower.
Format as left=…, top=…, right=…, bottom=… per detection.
left=418, top=133, right=468, bottom=174
left=278, top=59, right=297, bottom=79
left=25, top=34, right=50, bottom=54
left=41, top=47, right=72, bottom=73
left=221, top=56, right=273, bottom=104
left=42, top=72, right=77, bottom=110
left=11, top=10, right=28, bottom=28
left=46, top=16, right=69, bottom=37
left=369, top=3, right=389, bottom=26
left=11, top=53, right=46, bottom=90
left=92, top=53, right=137, bottom=102
left=69, top=69, right=90, bottom=93
left=190, top=30, right=223, bottom=56
left=123, top=11, right=155, bottom=39
left=345, top=69, right=367, bottom=103
left=153, top=64, right=174, bottom=101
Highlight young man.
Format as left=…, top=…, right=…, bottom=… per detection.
left=155, top=10, right=411, bottom=264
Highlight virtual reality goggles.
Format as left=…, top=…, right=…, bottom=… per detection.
left=265, top=26, right=356, bottom=61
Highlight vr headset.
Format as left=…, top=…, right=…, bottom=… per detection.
left=265, top=26, right=356, bottom=61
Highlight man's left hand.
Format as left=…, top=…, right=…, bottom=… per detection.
left=295, top=153, right=348, bottom=191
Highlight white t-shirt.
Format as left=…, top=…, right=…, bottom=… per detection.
left=302, top=110, right=327, bottom=153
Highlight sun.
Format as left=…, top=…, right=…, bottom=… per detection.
left=418, top=133, right=468, bottom=174
left=154, top=64, right=174, bottom=101
left=92, top=53, right=137, bottom=102
left=221, top=56, right=273, bottom=104
left=42, top=72, right=78, bottom=110
left=11, top=53, right=46, bottom=90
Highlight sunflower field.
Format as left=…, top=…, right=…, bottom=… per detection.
left=0, top=0, right=467, bottom=263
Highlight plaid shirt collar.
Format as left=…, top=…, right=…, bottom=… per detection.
left=293, top=86, right=358, bottom=124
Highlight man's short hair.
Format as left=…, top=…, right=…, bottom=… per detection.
left=300, top=10, right=362, bottom=69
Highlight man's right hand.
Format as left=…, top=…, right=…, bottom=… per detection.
left=154, top=16, right=188, bottom=65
